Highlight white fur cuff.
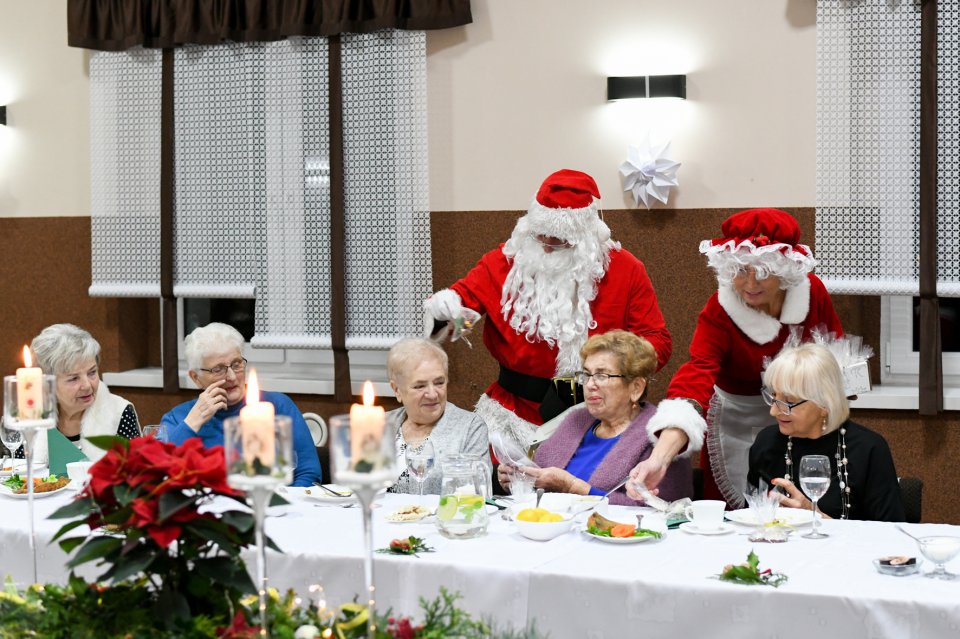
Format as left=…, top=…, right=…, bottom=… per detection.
left=646, top=398, right=707, bottom=456
left=475, top=394, right=538, bottom=452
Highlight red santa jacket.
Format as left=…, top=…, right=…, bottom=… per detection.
left=450, top=244, right=671, bottom=426
left=666, top=273, right=843, bottom=409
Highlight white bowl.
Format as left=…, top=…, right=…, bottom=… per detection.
left=514, top=514, right=575, bottom=541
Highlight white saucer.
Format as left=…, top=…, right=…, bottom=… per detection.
left=679, top=522, right=735, bottom=536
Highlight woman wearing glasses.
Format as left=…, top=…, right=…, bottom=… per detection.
left=497, top=331, right=690, bottom=505
left=748, top=344, right=904, bottom=521
left=161, top=322, right=320, bottom=487
left=628, top=209, right=844, bottom=509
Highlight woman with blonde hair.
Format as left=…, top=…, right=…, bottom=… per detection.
left=748, top=343, right=904, bottom=521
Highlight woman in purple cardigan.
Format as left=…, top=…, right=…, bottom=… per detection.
left=498, top=330, right=691, bottom=505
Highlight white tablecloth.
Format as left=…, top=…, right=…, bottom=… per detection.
left=2, top=489, right=960, bottom=639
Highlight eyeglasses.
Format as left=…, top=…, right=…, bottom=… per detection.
left=535, top=235, right=574, bottom=250
left=761, top=387, right=809, bottom=415
left=198, top=357, right=248, bottom=378
left=574, top=371, right=626, bottom=386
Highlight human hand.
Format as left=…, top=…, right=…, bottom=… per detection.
left=424, top=289, right=463, bottom=321
left=525, top=466, right=587, bottom=494
left=496, top=464, right=516, bottom=492
left=770, top=477, right=828, bottom=517
left=184, top=380, right=229, bottom=432
left=625, top=457, right=669, bottom=500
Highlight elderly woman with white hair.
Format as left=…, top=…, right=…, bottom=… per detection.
left=160, top=322, right=320, bottom=487
left=748, top=344, right=904, bottom=521
left=629, top=209, right=844, bottom=508
left=10, top=324, right=140, bottom=463
left=385, top=338, right=490, bottom=495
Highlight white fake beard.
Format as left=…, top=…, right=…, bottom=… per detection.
left=500, top=217, right=613, bottom=375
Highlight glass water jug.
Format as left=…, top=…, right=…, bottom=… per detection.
left=435, top=456, right=489, bottom=539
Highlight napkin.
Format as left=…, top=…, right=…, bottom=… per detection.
left=47, top=429, right=88, bottom=476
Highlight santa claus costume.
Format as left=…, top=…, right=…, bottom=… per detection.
left=425, top=169, right=671, bottom=450
left=645, top=208, right=843, bottom=508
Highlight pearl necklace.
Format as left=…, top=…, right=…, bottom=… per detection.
left=783, top=425, right=850, bottom=519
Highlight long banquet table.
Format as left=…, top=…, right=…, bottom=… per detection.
left=2, top=488, right=960, bottom=639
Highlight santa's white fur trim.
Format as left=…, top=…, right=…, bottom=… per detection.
left=778, top=276, right=810, bottom=324
left=475, top=394, right=538, bottom=452
left=699, top=239, right=817, bottom=271
left=646, top=398, right=706, bottom=456
left=718, top=277, right=811, bottom=345
left=524, top=198, right=612, bottom=245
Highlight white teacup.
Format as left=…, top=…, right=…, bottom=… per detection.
left=66, top=461, right=95, bottom=489
left=684, top=499, right=726, bottom=531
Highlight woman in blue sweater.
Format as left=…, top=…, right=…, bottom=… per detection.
left=161, top=322, right=320, bottom=487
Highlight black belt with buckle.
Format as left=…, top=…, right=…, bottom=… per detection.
left=497, top=365, right=584, bottom=422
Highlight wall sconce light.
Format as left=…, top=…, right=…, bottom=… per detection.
left=607, top=75, right=686, bottom=100
left=0, top=106, right=6, bottom=126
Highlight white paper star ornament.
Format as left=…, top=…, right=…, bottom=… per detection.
left=619, top=140, right=681, bottom=209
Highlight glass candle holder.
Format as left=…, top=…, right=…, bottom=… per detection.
left=223, top=414, right=293, bottom=636
left=3, top=374, right=57, bottom=585
left=329, top=414, right=398, bottom=638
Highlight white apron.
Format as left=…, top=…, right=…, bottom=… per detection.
left=705, top=387, right=770, bottom=509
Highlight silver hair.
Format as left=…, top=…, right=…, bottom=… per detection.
left=184, top=322, right=245, bottom=371
left=387, top=338, right=449, bottom=384
left=706, top=249, right=810, bottom=289
left=762, top=343, right=850, bottom=433
left=30, top=324, right=101, bottom=375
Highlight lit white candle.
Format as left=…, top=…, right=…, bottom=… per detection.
left=349, top=381, right=385, bottom=468
left=16, top=345, right=42, bottom=420
left=239, top=369, right=275, bottom=467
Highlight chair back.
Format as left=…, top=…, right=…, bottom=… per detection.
left=303, top=412, right=328, bottom=447
left=898, top=476, right=923, bottom=524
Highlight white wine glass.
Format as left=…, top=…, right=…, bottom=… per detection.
left=0, top=420, right=23, bottom=473
left=405, top=440, right=435, bottom=497
left=799, top=455, right=831, bottom=539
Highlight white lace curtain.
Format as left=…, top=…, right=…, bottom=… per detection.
left=816, top=1, right=960, bottom=297
left=88, top=32, right=432, bottom=348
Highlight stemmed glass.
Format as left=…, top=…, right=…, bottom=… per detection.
left=917, top=536, right=960, bottom=580
left=140, top=424, right=168, bottom=442
left=328, top=413, right=398, bottom=638
left=405, top=440, right=435, bottom=498
left=0, top=420, right=23, bottom=474
left=222, top=415, right=293, bottom=637
left=799, top=455, right=831, bottom=539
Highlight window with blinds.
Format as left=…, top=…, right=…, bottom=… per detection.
left=89, top=32, right=432, bottom=391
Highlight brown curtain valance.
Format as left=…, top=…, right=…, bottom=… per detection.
left=68, top=0, right=472, bottom=51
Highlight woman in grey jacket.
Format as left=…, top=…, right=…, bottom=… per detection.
left=386, top=338, right=490, bottom=494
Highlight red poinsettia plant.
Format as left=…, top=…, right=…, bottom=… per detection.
left=50, top=435, right=274, bottom=627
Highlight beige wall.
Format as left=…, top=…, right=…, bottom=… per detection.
left=0, top=0, right=90, bottom=217
left=427, top=0, right=817, bottom=210
left=0, top=1, right=816, bottom=218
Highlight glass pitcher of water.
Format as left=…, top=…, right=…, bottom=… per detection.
left=435, top=456, right=489, bottom=539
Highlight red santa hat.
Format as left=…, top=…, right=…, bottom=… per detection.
left=699, top=208, right=815, bottom=268
left=525, top=169, right=603, bottom=243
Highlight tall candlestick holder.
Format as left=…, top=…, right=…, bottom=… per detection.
left=3, top=374, right=57, bottom=585
left=223, top=414, right=293, bottom=638
left=328, top=413, right=398, bottom=638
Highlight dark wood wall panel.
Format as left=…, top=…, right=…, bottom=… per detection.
left=2, top=214, right=956, bottom=522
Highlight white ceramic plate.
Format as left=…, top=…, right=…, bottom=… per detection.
left=580, top=527, right=660, bottom=544
left=386, top=505, right=434, bottom=523
left=283, top=485, right=356, bottom=504
left=0, top=462, right=48, bottom=479
left=679, top=522, right=735, bottom=536
left=302, top=484, right=356, bottom=504
left=725, top=507, right=814, bottom=527
left=0, top=479, right=73, bottom=499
